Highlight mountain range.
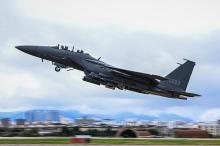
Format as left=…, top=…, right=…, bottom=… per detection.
left=0, top=110, right=192, bottom=122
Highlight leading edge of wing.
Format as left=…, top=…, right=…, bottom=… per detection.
left=85, top=58, right=167, bottom=81
left=105, top=66, right=168, bottom=81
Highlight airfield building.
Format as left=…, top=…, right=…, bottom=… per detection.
left=1, top=118, right=11, bottom=127
left=25, top=110, right=60, bottom=124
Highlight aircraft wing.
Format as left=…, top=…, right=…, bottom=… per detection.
left=85, top=58, right=167, bottom=85
left=104, top=66, right=167, bottom=85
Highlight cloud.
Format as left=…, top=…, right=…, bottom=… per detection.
left=13, top=0, right=220, bottom=36
left=199, top=108, right=220, bottom=121
left=0, top=72, right=40, bottom=97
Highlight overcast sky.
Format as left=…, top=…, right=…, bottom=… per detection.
left=0, top=0, right=220, bottom=121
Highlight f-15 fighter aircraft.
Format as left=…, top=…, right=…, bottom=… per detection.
left=16, top=44, right=200, bottom=100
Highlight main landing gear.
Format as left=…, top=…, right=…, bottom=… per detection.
left=55, top=66, right=61, bottom=72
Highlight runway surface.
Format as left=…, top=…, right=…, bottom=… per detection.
left=1, top=137, right=220, bottom=145
left=0, top=144, right=217, bottom=146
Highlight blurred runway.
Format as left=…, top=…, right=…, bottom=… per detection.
left=0, top=144, right=217, bottom=146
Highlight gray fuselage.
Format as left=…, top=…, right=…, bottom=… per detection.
left=15, top=45, right=200, bottom=100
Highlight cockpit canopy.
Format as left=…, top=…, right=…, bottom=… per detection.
left=76, top=50, right=84, bottom=53
left=50, top=44, right=90, bottom=55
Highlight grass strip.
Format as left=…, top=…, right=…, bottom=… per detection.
left=1, top=138, right=220, bottom=145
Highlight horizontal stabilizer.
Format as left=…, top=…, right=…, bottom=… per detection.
left=170, top=90, right=201, bottom=97
left=179, top=91, right=201, bottom=97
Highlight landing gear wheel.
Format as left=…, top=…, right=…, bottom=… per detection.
left=55, top=66, right=61, bottom=72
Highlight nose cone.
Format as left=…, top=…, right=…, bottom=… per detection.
left=15, top=45, right=38, bottom=56
left=15, top=45, right=29, bottom=52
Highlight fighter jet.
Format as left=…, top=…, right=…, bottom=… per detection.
left=15, top=44, right=200, bottom=100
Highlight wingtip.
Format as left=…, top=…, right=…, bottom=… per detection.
left=183, top=58, right=196, bottom=64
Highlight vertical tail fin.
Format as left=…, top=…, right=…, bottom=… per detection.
left=161, top=59, right=195, bottom=91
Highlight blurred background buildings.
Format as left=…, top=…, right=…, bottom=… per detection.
left=25, top=110, right=60, bottom=124
left=0, top=109, right=220, bottom=138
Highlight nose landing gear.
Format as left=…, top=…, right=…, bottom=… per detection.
left=55, top=66, right=61, bottom=72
